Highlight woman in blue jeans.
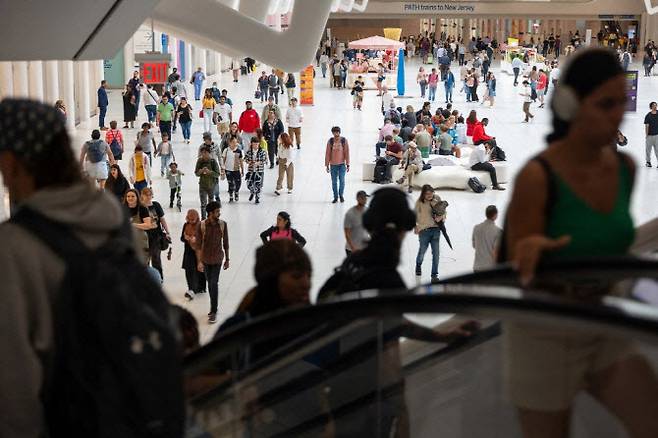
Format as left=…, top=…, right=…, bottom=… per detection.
left=414, top=185, right=445, bottom=284
left=175, top=97, right=193, bottom=144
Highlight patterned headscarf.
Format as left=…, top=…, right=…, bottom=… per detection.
left=0, top=98, right=67, bottom=159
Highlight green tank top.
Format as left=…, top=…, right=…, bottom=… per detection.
left=539, top=156, right=635, bottom=259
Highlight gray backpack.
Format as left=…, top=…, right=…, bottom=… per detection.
left=86, top=140, right=105, bottom=163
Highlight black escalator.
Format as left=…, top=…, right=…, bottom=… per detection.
left=183, top=259, right=658, bottom=438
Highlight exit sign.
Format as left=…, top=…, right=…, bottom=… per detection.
left=140, top=62, right=168, bottom=84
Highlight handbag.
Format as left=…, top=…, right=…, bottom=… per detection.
left=158, top=229, right=171, bottom=251
left=255, top=90, right=262, bottom=99
left=199, top=109, right=204, bottom=118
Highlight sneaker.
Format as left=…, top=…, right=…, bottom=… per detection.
left=415, top=266, right=422, bottom=276
left=274, top=190, right=280, bottom=196
left=208, top=313, right=217, bottom=324
left=332, top=198, right=338, bottom=204
left=288, top=189, right=293, bottom=194
left=431, top=276, right=440, bottom=285
left=161, top=172, right=165, bottom=177
left=340, top=196, right=345, bottom=203
left=169, top=203, right=173, bottom=208
left=255, top=196, right=260, bottom=204
left=296, top=145, right=300, bottom=150
left=100, top=126, right=108, bottom=131
left=228, top=197, right=234, bottom=203
left=249, top=193, right=254, bottom=201
left=493, top=186, right=506, bottom=191
left=647, top=162, right=653, bottom=168
left=235, top=193, right=239, bottom=202
left=407, top=186, right=413, bottom=193
left=184, top=290, right=195, bottom=301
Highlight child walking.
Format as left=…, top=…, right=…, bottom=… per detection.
left=155, top=132, right=174, bottom=176
left=166, top=162, right=184, bottom=209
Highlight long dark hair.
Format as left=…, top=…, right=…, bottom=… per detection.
left=467, top=110, right=477, bottom=124
left=277, top=211, right=291, bottom=229
left=123, top=188, right=141, bottom=208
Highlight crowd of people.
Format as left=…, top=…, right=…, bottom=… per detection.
left=3, top=28, right=658, bottom=436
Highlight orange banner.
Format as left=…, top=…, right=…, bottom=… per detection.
left=299, top=65, right=314, bottom=106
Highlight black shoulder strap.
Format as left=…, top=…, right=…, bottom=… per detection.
left=10, top=207, right=134, bottom=260
left=10, top=207, right=88, bottom=257
left=496, top=155, right=558, bottom=263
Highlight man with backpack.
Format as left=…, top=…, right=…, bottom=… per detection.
left=268, top=69, right=280, bottom=104
left=0, top=98, right=184, bottom=438
left=469, top=141, right=505, bottom=191
left=325, top=126, right=351, bottom=204
left=79, top=129, right=116, bottom=189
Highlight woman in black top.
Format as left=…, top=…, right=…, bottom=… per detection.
left=123, top=188, right=154, bottom=261
left=106, top=164, right=130, bottom=202
left=175, top=97, right=193, bottom=144
left=260, top=211, right=306, bottom=246
left=122, top=84, right=137, bottom=128
left=140, top=187, right=170, bottom=280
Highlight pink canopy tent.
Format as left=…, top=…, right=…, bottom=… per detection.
left=348, top=35, right=404, bottom=50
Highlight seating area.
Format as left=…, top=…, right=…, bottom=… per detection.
left=363, top=145, right=509, bottom=190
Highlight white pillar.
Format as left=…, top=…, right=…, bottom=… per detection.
left=185, top=43, right=193, bottom=81
left=170, top=37, right=178, bottom=71
left=123, top=37, right=135, bottom=86
left=28, top=61, right=44, bottom=101
left=214, top=52, right=222, bottom=76
left=0, top=62, right=14, bottom=99
left=44, top=61, right=60, bottom=103
left=12, top=61, right=29, bottom=97
left=77, top=61, right=91, bottom=122
left=60, top=60, right=76, bottom=129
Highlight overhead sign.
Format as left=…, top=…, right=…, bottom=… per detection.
left=403, top=3, right=476, bottom=13
left=140, top=62, right=168, bottom=84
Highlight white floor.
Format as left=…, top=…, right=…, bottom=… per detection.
left=8, top=58, right=658, bottom=342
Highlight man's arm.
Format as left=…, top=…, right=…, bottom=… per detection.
left=222, top=222, right=230, bottom=269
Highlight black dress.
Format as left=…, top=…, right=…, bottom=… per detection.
left=123, top=92, right=136, bottom=122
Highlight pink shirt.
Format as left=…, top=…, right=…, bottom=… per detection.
left=271, top=229, right=293, bottom=240
left=325, top=136, right=350, bottom=167
left=379, top=123, right=394, bottom=141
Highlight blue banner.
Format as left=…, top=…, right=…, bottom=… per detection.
left=397, top=48, right=405, bottom=96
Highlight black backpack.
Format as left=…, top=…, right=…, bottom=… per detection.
left=373, top=157, right=388, bottom=184
left=468, top=176, right=486, bottom=193
left=11, top=207, right=184, bottom=438
left=268, top=74, right=278, bottom=87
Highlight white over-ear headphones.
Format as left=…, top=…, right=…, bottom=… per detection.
left=550, top=85, right=580, bottom=122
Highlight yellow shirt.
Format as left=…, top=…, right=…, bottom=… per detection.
left=135, top=153, right=145, bottom=181
left=202, top=97, right=216, bottom=110
left=259, top=138, right=268, bottom=152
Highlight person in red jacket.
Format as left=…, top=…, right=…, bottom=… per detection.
left=472, top=117, right=494, bottom=146
left=238, top=101, right=261, bottom=148
left=466, top=110, right=478, bottom=137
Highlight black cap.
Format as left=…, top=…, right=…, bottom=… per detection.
left=0, top=98, right=66, bottom=159
left=362, top=188, right=416, bottom=232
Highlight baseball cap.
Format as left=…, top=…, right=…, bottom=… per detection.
left=362, top=187, right=416, bottom=232
left=0, top=98, right=67, bottom=159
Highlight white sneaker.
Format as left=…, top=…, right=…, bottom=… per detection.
left=184, top=290, right=195, bottom=301
left=288, top=189, right=293, bottom=194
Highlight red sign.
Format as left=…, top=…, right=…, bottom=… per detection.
left=140, top=62, right=168, bottom=84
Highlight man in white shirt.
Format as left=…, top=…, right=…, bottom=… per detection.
left=286, top=97, right=303, bottom=149
left=142, top=84, right=160, bottom=125
left=213, top=95, right=232, bottom=136
left=469, top=141, right=505, bottom=190
left=550, top=63, right=561, bottom=87
left=511, top=56, right=524, bottom=86
left=472, top=205, right=502, bottom=271
left=344, top=190, right=370, bottom=255
left=520, top=80, right=535, bottom=123
left=381, top=86, right=395, bottom=115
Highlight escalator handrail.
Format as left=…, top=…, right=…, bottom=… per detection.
left=184, top=258, right=658, bottom=375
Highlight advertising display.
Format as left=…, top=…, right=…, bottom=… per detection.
left=626, top=70, right=638, bottom=112
left=300, top=65, right=314, bottom=106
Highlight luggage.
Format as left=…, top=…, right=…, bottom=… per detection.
left=373, top=158, right=388, bottom=184
left=468, top=177, right=486, bottom=193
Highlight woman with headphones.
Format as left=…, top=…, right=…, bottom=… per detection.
left=503, top=48, right=658, bottom=437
